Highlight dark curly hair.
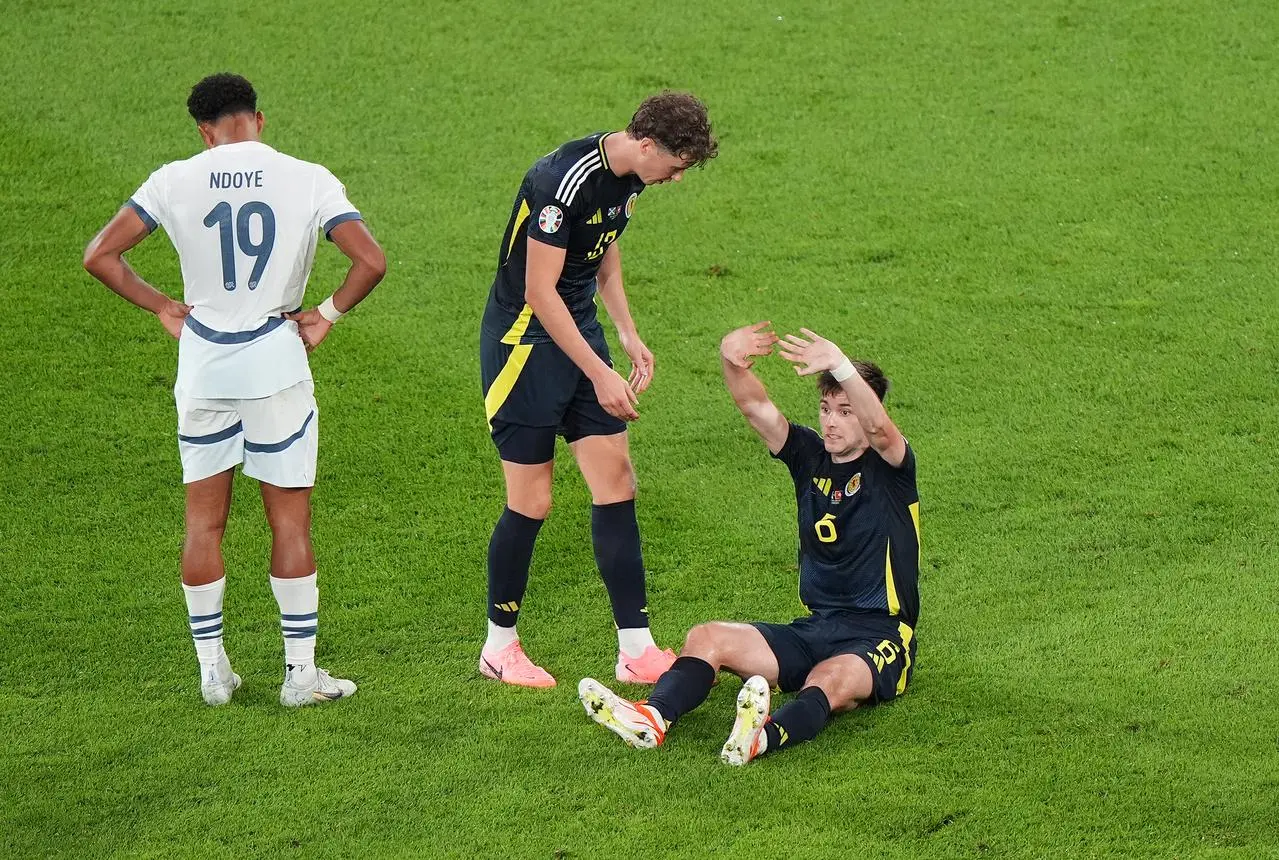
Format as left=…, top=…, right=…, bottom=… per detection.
left=818, top=361, right=889, bottom=402
left=626, top=91, right=718, bottom=167
left=187, top=73, right=257, bottom=124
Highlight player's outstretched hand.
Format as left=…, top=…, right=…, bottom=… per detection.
left=778, top=328, right=844, bottom=376
left=592, top=368, right=640, bottom=421
left=157, top=299, right=192, bottom=340
left=286, top=308, right=334, bottom=353
left=620, top=331, right=655, bottom=393
left=720, top=321, right=779, bottom=369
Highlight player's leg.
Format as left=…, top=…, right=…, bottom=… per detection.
left=181, top=468, right=240, bottom=705
left=480, top=335, right=567, bottom=687
left=479, top=447, right=557, bottom=687
left=563, top=327, right=672, bottom=681
left=647, top=622, right=781, bottom=725
left=746, top=653, right=871, bottom=761
left=578, top=621, right=781, bottom=749
left=242, top=382, right=353, bottom=706
left=176, top=390, right=244, bottom=705
left=748, top=629, right=911, bottom=762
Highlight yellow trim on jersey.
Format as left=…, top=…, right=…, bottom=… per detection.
left=896, top=621, right=914, bottom=695
left=484, top=344, right=534, bottom=426
left=909, top=501, right=921, bottom=562
left=597, top=133, right=612, bottom=170
left=505, top=198, right=531, bottom=261
left=500, top=304, right=534, bottom=345
left=885, top=539, right=901, bottom=616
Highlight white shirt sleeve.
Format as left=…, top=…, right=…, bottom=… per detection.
left=128, top=165, right=169, bottom=233
left=314, top=166, right=362, bottom=238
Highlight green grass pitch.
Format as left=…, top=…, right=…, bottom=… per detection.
left=3, top=0, right=1278, bottom=856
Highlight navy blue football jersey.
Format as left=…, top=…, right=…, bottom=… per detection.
left=482, top=133, right=645, bottom=344
left=773, top=423, right=921, bottom=629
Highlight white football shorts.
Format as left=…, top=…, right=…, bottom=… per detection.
left=175, top=380, right=318, bottom=487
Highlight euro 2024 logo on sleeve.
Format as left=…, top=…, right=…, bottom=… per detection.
left=624, top=193, right=637, bottom=219
left=538, top=205, right=563, bottom=234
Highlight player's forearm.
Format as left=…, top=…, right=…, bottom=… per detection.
left=84, top=253, right=170, bottom=315
left=596, top=276, right=638, bottom=339
left=721, top=354, right=771, bottom=412
left=528, top=285, right=612, bottom=378
left=327, top=222, right=387, bottom=313
left=838, top=373, right=893, bottom=436
left=330, top=255, right=386, bottom=314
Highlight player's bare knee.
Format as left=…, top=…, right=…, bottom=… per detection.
left=510, top=492, right=552, bottom=520
left=681, top=622, right=731, bottom=665
left=805, top=658, right=870, bottom=712
left=680, top=623, right=715, bottom=659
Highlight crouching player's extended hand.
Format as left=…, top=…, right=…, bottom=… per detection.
left=778, top=328, right=846, bottom=376
left=720, top=321, right=779, bottom=369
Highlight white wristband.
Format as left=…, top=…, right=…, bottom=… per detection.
left=318, top=296, right=344, bottom=323
left=831, top=356, right=857, bottom=382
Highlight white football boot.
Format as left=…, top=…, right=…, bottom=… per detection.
left=721, top=675, right=771, bottom=765
left=280, top=664, right=357, bottom=707
left=200, top=653, right=241, bottom=706
left=578, top=678, right=667, bottom=749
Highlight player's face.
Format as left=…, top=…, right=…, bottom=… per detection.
left=819, top=392, right=867, bottom=458
left=637, top=139, right=694, bottom=185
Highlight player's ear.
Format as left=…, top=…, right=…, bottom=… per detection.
left=197, top=122, right=216, bottom=149
left=256, top=111, right=265, bottom=135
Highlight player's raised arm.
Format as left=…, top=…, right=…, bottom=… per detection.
left=526, top=235, right=639, bottom=421
left=595, top=242, right=655, bottom=393
left=84, top=206, right=191, bottom=339
left=779, top=328, right=907, bottom=467
left=720, top=322, right=789, bottom=454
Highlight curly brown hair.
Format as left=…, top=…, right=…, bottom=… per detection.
left=818, top=361, right=889, bottom=402
left=626, top=91, right=718, bottom=167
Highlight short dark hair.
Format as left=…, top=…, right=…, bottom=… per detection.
left=626, top=91, right=718, bottom=167
left=187, top=73, right=257, bottom=124
left=818, top=361, right=889, bottom=402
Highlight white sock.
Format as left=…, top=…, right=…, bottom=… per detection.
left=271, top=572, right=318, bottom=668
left=182, top=578, right=226, bottom=670
left=484, top=621, right=519, bottom=653
left=618, top=626, right=657, bottom=658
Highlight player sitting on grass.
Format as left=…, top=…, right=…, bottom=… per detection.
left=579, top=323, right=920, bottom=763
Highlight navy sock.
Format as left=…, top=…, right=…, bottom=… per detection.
left=645, top=656, right=716, bottom=725
left=590, top=499, right=649, bottom=629
left=486, top=507, right=544, bottom=626
left=763, top=686, right=831, bottom=754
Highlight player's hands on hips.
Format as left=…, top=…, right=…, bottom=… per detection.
left=157, top=299, right=192, bottom=340
left=592, top=367, right=641, bottom=421
left=619, top=330, right=655, bottom=393
left=720, top=321, right=779, bottom=369
left=778, top=328, right=845, bottom=376
left=286, top=308, right=334, bottom=353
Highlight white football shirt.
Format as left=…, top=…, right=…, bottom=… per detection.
left=129, top=141, right=361, bottom=399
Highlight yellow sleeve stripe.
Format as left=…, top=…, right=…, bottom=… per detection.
left=909, top=501, right=921, bottom=563
left=885, top=539, right=901, bottom=617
